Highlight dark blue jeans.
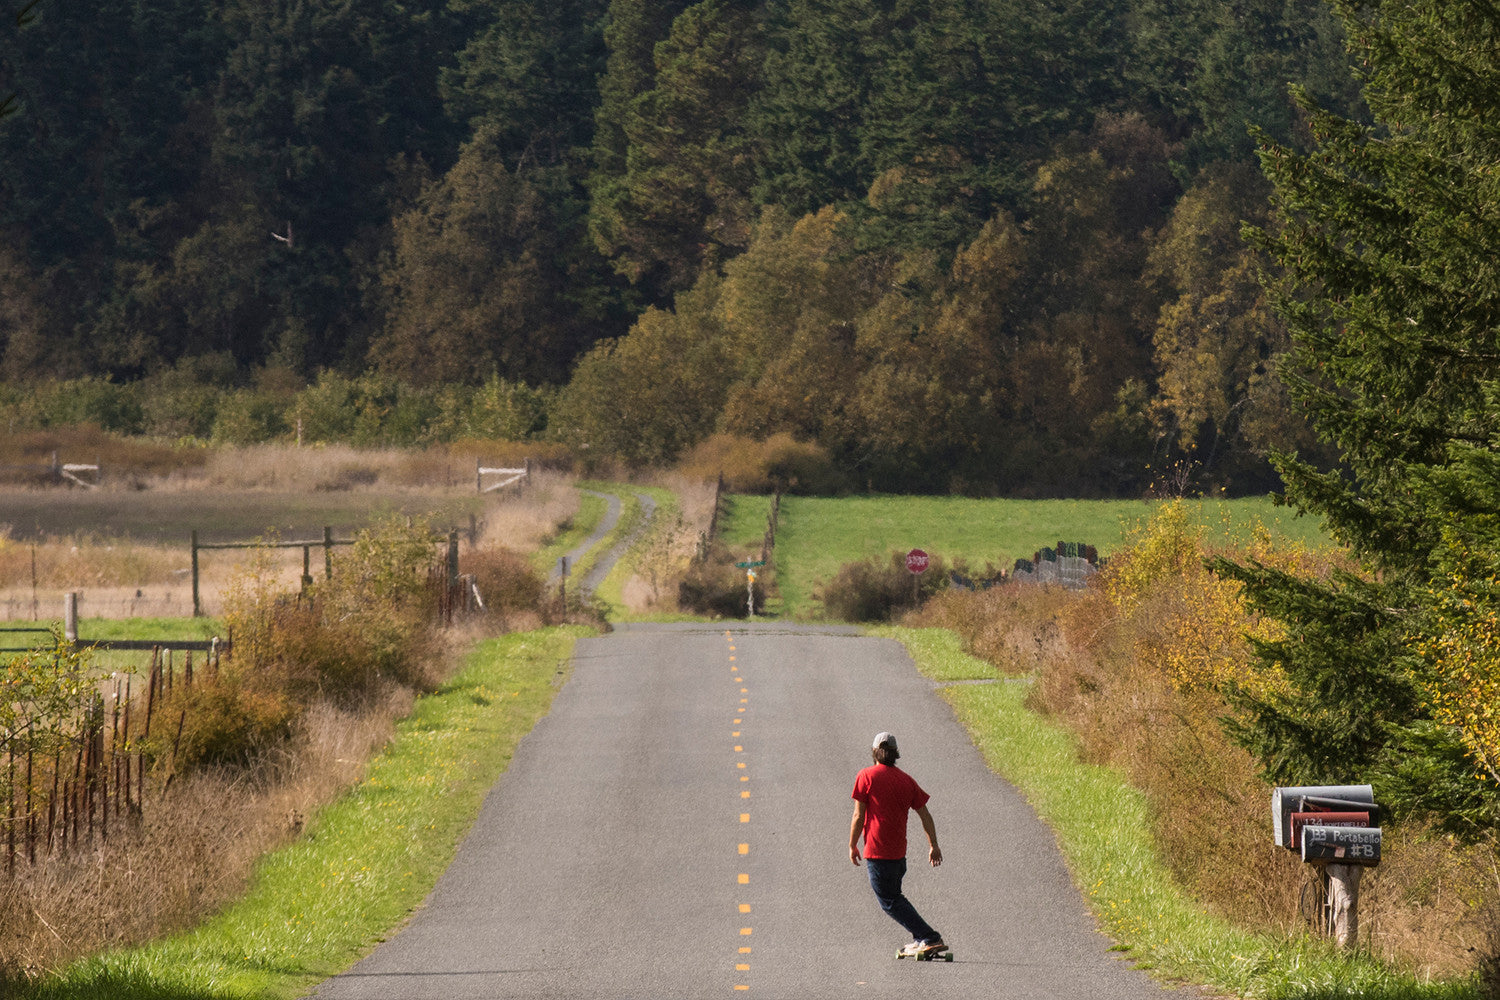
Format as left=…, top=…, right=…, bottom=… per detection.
left=865, top=857, right=940, bottom=943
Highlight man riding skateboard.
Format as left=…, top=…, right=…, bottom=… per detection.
left=849, top=731, right=948, bottom=959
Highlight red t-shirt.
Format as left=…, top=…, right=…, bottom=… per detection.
left=851, top=763, right=929, bottom=860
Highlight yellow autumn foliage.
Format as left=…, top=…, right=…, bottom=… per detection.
left=1415, top=550, right=1500, bottom=786
left=1102, top=499, right=1306, bottom=697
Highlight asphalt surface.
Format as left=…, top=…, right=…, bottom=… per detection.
left=308, top=622, right=1171, bottom=999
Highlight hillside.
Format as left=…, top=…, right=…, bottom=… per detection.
left=0, top=0, right=1367, bottom=494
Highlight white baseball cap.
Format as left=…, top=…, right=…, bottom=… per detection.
left=872, top=732, right=898, bottom=752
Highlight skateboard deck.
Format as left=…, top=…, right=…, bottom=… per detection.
left=895, top=947, right=953, bottom=962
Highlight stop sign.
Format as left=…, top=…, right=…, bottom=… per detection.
left=905, top=548, right=930, bottom=574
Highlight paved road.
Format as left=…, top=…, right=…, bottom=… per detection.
left=308, top=623, right=1171, bottom=999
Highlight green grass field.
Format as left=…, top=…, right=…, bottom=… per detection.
left=721, top=494, right=1336, bottom=618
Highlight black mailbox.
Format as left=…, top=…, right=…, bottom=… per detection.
left=1301, top=825, right=1381, bottom=865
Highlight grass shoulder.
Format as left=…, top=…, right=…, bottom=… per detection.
left=879, top=624, right=1478, bottom=1000
left=19, top=626, right=592, bottom=1000
left=590, top=484, right=675, bottom=615
left=531, top=490, right=608, bottom=576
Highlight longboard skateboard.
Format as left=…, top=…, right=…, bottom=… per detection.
left=895, top=947, right=953, bottom=962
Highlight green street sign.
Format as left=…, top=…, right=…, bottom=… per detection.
left=735, top=560, right=766, bottom=568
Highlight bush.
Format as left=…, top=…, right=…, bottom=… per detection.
left=678, top=432, right=846, bottom=494
left=146, top=674, right=296, bottom=773
left=222, top=516, right=441, bottom=705
left=818, top=550, right=946, bottom=622
left=27, top=377, right=145, bottom=434
left=463, top=546, right=546, bottom=614
left=678, top=542, right=766, bottom=618
left=210, top=389, right=291, bottom=444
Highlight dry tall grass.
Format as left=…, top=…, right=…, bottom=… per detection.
left=910, top=523, right=1499, bottom=981
left=0, top=461, right=582, bottom=620
left=0, top=686, right=411, bottom=978
left=618, top=475, right=720, bottom=614
left=1, top=440, right=585, bottom=981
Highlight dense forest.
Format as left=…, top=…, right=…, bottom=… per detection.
left=1, top=0, right=1368, bottom=493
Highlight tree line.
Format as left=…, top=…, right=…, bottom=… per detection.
left=0, top=0, right=1365, bottom=493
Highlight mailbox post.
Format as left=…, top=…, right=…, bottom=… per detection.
left=1272, top=784, right=1382, bottom=950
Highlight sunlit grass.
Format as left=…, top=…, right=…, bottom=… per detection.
left=14, top=627, right=590, bottom=1000
left=531, top=489, right=607, bottom=577
left=881, top=625, right=1478, bottom=1000
left=740, top=495, right=1335, bottom=619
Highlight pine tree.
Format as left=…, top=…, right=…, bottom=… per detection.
left=1220, top=0, right=1500, bottom=832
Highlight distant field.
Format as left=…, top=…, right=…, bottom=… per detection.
left=722, top=494, right=1336, bottom=618
left=0, top=488, right=488, bottom=544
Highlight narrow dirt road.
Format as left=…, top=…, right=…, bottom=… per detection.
left=308, top=623, right=1168, bottom=999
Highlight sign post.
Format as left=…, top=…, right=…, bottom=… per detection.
left=736, top=560, right=765, bottom=618
left=905, top=548, right=929, bottom=605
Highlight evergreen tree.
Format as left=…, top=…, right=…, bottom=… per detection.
left=586, top=0, right=695, bottom=296
left=442, top=0, right=606, bottom=166
left=372, top=124, right=609, bottom=387
left=588, top=0, right=760, bottom=296
left=1220, top=0, right=1500, bottom=832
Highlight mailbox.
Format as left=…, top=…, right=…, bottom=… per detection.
left=1289, top=811, right=1370, bottom=850
left=1272, top=785, right=1375, bottom=849
left=1301, top=825, right=1381, bottom=865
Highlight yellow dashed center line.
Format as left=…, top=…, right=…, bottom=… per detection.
left=728, top=632, right=750, bottom=994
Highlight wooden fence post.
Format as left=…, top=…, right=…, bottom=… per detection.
left=324, top=526, right=334, bottom=580
left=64, top=592, right=78, bottom=642
left=191, top=530, right=201, bottom=617
left=447, top=529, right=460, bottom=590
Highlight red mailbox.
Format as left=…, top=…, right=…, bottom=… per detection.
left=1289, top=811, right=1370, bottom=850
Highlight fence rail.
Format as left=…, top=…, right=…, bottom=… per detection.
left=190, top=527, right=352, bottom=616
left=0, top=452, right=101, bottom=488
left=0, top=597, right=226, bottom=654
left=477, top=458, right=531, bottom=493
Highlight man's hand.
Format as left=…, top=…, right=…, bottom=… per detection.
left=850, top=844, right=863, bottom=866
left=916, top=805, right=941, bottom=867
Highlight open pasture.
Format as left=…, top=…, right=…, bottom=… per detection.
left=724, top=494, right=1337, bottom=618
left=0, top=471, right=578, bottom=620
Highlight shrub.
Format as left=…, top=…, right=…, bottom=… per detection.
left=221, top=516, right=441, bottom=706
left=678, top=541, right=766, bottom=618
left=463, top=546, right=545, bottom=614
left=818, top=550, right=947, bottom=622
left=27, top=377, right=145, bottom=435
left=678, top=432, right=846, bottom=494
left=145, top=673, right=296, bottom=773
left=210, top=389, right=291, bottom=444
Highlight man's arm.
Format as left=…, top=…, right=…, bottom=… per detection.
left=849, top=799, right=867, bottom=865
left=915, top=804, right=942, bottom=867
